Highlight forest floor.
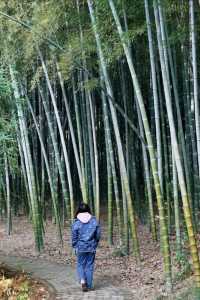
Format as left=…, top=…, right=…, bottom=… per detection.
left=0, top=216, right=198, bottom=299
left=0, top=264, right=51, bottom=299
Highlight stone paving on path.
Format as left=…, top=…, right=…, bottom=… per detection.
left=0, top=254, right=135, bottom=300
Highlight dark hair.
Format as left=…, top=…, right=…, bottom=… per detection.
left=75, top=202, right=91, bottom=218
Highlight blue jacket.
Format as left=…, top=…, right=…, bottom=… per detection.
left=71, top=213, right=101, bottom=253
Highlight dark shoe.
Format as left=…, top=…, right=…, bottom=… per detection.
left=81, top=283, right=88, bottom=292
left=87, top=287, right=94, bottom=291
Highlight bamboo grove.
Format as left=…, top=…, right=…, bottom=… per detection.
left=0, top=0, right=200, bottom=292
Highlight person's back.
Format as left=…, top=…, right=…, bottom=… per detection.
left=71, top=203, right=101, bottom=292
left=72, top=212, right=100, bottom=253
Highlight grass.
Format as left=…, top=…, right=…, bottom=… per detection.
left=175, top=287, right=200, bottom=300
left=16, top=281, right=30, bottom=300
left=156, top=287, right=200, bottom=300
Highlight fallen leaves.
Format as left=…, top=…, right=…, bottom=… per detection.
left=0, top=263, right=51, bottom=300
left=0, top=276, right=13, bottom=298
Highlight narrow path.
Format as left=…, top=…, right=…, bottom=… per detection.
left=0, top=254, right=134, bottom=300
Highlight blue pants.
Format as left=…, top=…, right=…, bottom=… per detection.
left=76, top=252, right=96, bottom=288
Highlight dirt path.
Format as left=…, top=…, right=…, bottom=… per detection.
left=0, top=253, right=134, bottom=300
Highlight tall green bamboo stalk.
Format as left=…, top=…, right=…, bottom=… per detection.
left=154, top=1, right=200, bottom=287
left=108, top=0, right=171, bottom=289
left=88, top=0, right=140, bottom=259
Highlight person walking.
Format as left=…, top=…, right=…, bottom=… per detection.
left=71, top=202, right=101, bottom=292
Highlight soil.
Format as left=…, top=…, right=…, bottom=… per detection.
left=0, top=216, right=198, bottom=299
left=0, top=265, right=50, bottom=299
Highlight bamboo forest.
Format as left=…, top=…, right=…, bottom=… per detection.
left=0, top=0, right=200, bottom=299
